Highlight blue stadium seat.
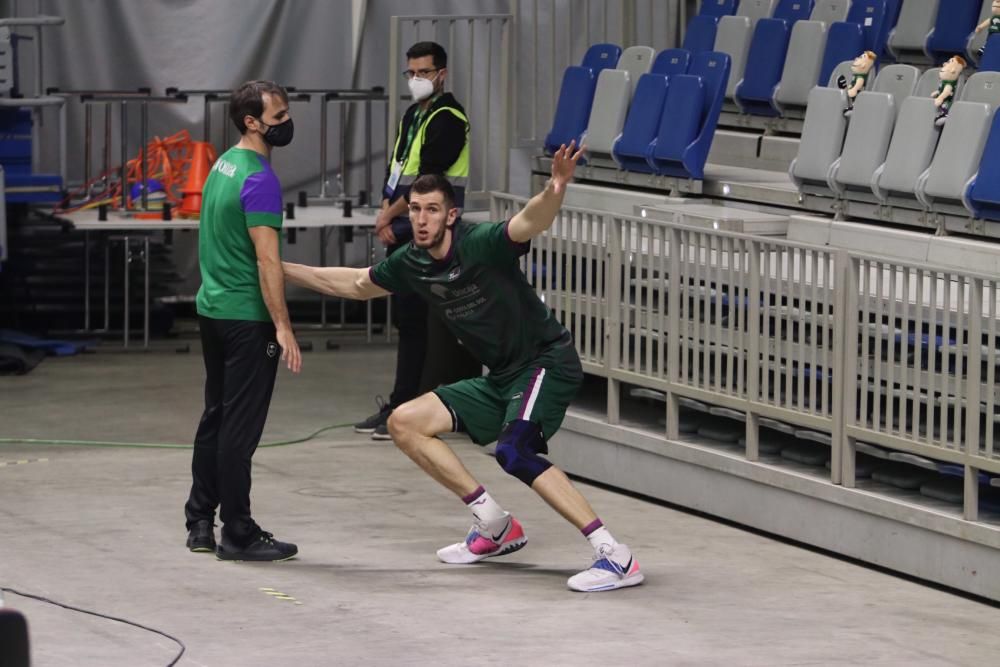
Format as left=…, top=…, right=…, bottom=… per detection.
left=651, top=48, right=692, bottom=76
left=699, top=0, right=738, bottom=17
left=979, top=34, right=1000, bottom=72
left=612, top=74, right=672, bottom=173
left=819, top=1, right=897, bottom=86
left=683, top=14, right=720, bottom=53
left=544, top=44, right=621, bottom=155
left=544, top=67, right=597, bottom=155
left=646, top=51, right=731, bottom=179
left=965, top=113, right=1000, bottom=221
left=734, top=0, right=814, bottom=115
left=926, top=0, right=981, bottom=63
left=581, top=43, right=623, bottom=71
left=611, top=49, right=692, bottom=172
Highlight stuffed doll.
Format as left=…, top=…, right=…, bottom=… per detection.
left=838, top=51, right=877, bottom=117
left=975, top=0, right=1000, bottom=57
left=933, top=55, right=966, bottom=126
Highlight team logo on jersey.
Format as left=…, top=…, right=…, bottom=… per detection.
left=448, top=267, right=462, bottom=280
left=266, top=342, right=278, bottom=358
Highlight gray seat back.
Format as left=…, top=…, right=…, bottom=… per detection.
left=887, top=0, right=940, bottom=60
left=958, top=71, right=1000, bottom=109
left=775, top=20, right=830, bottom=108
left=876, top=97, right=940, bottom=196
left=835, top=90, right=897, bottom=190
left=792, top=86, right=848, bottom=185
left=809, top=0, right=851, bottom=23
left=715, top=16, right=754, bottom=99
left=737, top=0, right=778, bottom=21
left=872, top=64, right=920, bottom=117
left=922, top=101, right=994, bottom=202
left=827, top=60, right=855, bottom=88
left=583, top=69, right=633, bottom=157
left=616, top=45, right=656, bottom=100
left=915, top=68, right=944, bottom=98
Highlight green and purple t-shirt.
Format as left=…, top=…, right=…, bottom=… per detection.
left=196, top=147, right=283, bottom=321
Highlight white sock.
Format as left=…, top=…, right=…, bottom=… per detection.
left=583, top=519, right=617, bottom=552
left=463, top=486, right=505, bottom=523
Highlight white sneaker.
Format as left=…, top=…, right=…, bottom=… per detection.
left=567, top=543, right=644, bottom=592
left=436, top=513, right=528, bottom=564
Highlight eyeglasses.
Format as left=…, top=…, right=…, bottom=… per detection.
left=402, top=68, right=439, bottom=80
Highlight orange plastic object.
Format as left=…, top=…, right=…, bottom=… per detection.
left=177, top=141, right=216, bottom=219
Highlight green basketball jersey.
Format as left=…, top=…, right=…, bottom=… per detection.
left=196, top=147, right=283, bottom=322
left=370, top=220, right=573, bottom=379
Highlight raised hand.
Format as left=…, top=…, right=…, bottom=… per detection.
left=550, top=140, right=585, bottom=195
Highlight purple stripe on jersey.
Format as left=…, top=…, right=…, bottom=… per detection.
left=240, top=162, right=282, bottom=215
left=462, top=485, right=486, bottom=505
left=581, top=518, right=604, bottom=537
left=503, top=218, right=531, bottom=256
left=518, top=368, right=543, bottom=419
left=368, top=266, right=391, bottom=291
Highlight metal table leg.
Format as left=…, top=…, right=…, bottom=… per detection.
left=319, top=225, right=328, bottom=326
left=339, top=227, right=347, bottom=325
left=103, top=239, right=110, bottom=332
left=123, top=235, right=130, bottom=348
left=143, top=236, right=150, bottom=349
left=84, top=230, right=90, bottom=331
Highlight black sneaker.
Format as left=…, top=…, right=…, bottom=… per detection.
left=216, top=531, right=298, bottom=562
left=355, top=396, right=390, bottom=433
left=186, top=520, right=216, bottom=553
left=372, top=420, right=392, bottom=440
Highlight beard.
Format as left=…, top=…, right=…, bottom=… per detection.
left=414, top=223, right=448, bottom=251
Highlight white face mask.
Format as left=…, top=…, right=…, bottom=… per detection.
left=408, top=75, right=436, bottom=102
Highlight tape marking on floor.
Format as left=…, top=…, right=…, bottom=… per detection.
left=259, top=587, right=302, bottom=605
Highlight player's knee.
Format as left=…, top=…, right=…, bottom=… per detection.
left=494, top=420, right=551, bottom=486
left=386, top=404, right=415, bottom=442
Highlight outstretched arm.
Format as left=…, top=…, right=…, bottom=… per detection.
left=283, top=262, right=390, bottom=301
left=507, top=141, right=584, bottom=243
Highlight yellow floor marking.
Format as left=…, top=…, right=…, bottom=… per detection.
left=0, top=458, right=49, bottom=468
left=259, top=587, right=300, bottom=604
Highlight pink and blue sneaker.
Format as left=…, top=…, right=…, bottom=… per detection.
left=436, top=513, right=527, bottom=564
left=567, top=543, right=644, bottom=592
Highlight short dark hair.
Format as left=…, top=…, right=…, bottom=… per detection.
left=406, top=41, right=447, bottom=69
left=229, top=80, right=288, bottom=134
left=407, top=174, right=455, bottom=209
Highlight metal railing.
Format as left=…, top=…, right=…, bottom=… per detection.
left=388, top=14, right=513, bottom=209
left=491, top=191, right=1000, bottom=522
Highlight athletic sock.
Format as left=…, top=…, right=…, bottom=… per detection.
left=462, top=485, right=506, bottom=523
left=582, top=518, right=616, bottom=551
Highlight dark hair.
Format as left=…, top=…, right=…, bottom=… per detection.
left=406, top=41, right=447, bottom=69
left=407, top=174, right=455, bottom=208
left=229, top=80, right=288, bottom=134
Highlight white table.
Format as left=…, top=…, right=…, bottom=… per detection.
left=56, top=205, right=380, bottom=348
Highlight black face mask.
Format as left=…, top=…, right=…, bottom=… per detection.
left=257, top=117, right=294, bottom=147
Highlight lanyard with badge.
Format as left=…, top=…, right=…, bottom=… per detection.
left=385, top=101, right=434, bottom=198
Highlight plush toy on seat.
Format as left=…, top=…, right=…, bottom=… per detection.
left=933, top=55, right=966, bottom=127
left=975, top=0, right=1000, bottom=58
left=838, top=51, right=877, bottom=117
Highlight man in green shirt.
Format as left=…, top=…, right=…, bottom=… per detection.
left=284, top=143, right=643, bottom=592
left=185, top=80, right=301, bottom=562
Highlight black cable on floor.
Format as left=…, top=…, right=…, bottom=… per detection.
left=0, top=587, right=185, bottom=666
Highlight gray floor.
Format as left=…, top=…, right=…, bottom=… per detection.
left=3, top=337, right=1000, bottom=666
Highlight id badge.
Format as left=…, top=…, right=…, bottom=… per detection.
left=385, top=160, right=403, bottom=198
